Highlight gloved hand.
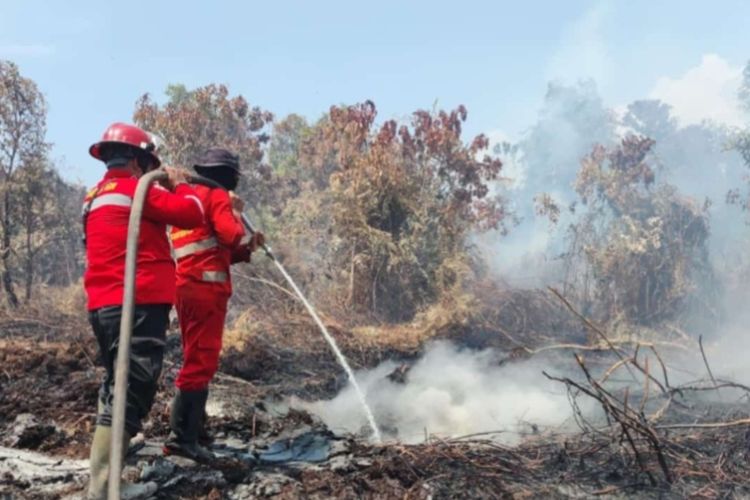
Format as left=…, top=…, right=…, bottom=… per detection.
left=229, top=191, right=244, bottom=218
left=248, top=231, right=265, bottom=254
left=162, top=166, right=190, bottom=191
left=231, top=231, right=266, bottom=264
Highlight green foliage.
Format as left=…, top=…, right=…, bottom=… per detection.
left=164, top=84, right=192, bottom=106
left=268, top=114, right=310, bottom=178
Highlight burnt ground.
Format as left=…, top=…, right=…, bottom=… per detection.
left=2, top=291, right=750, bottom=499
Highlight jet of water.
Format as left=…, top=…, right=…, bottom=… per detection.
left=271, top=258, right=382, bottom=443
left=240, top=212, right=381, bottom=442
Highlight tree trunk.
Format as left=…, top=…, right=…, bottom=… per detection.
left=62, top=242, right=73, bottom=287
left=1, top=265, right=18, bottom=308
left=349, top=243, right=355, bottom=308
left=22, top=195, right=34, bottom=303
left=1, top=193, right=18, bottom=308
left=24, top=260, right=32, bottom=302
left=24, top=236, right=32, bottom=303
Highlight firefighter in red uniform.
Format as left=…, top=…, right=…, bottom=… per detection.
left=164, top=149, right=263, bottom=461
left=83, top=123, right=205, bottom=498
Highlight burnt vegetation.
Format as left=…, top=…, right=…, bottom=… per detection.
left=2, top=59, right=750, bottom=498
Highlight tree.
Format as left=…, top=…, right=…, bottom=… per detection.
left=739, top=60, right=750, bottom=116
left=0, top=61, right=48, bottom=308
left=521, top=80, right=615, bottom=195
left=280, top=101, right=506, bottom=321
left=14, top=160, right=47, bottom=302
left=268, top=114, right=310, bottom=178
left=133, top=83, right=274, bottom=212
left=622, top=100, right=677, bottom=144
left=728, top=61, right=750, bottom=211
left=263, top=113, right=313, bottom=218
left=502, top=80, right=616, bottom=264
left=9, top=160, right=83, bottom=301
left=42, top=174, right=86, bottom=288
left=564, top=136, right=715, bottom=327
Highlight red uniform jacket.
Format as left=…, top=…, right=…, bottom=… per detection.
left=83, top=169, right=205, bottom=311
left=170, top=185, right=249, bottom=296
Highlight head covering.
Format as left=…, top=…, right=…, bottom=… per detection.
left=194, top=148, right=240, bottom=172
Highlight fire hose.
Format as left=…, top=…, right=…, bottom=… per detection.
left=107, top=169, right=220, bottom=498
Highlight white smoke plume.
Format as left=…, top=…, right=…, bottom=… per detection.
left=300, top=341, right=583, bottom=444
left=649, top=54, right=745, bottom=128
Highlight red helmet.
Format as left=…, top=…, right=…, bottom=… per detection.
left=89, top=122, right=161, bottom=167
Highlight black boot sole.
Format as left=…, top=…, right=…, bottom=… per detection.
left=162, top=442, right=214, bottom=464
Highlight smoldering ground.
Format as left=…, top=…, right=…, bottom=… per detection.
left=298, top=341, right=589, bottom=444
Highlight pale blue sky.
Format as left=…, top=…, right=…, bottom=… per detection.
left=1, top=0, right=748, bottom=186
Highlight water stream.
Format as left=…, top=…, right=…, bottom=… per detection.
left=271, top=258, right=382, bottom=443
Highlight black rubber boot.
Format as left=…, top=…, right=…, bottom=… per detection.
left=163, top=389, right=214, bottom=463
left=198, top=409, right=214, bottom=447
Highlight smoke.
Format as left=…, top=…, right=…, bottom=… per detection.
left=300, top=341, right=584, bottom=444
left=546, top=2, right=615, bottom=89
left=479, top=58, right=749, bottom=298
left=475, top=80, right=616, bottom=287
left=649, top=54, right=745, bottom=128
left=697, top=277, right=750, bottom=386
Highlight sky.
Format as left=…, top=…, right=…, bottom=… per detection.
left=1, top=0, right=748, bottom=187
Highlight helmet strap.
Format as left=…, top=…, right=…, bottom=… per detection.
left=136, top=153, right=154, bottom=172
left=105, top=156, right=130, bottom=168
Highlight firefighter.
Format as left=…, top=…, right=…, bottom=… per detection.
left=83, top=123, right=205, bottom=498
left=164, top=148, right=264, bottom=461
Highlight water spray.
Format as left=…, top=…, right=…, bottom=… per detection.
left=239, top=214, right=382, bottom=444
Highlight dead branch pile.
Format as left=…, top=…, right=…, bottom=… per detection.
left=527, top=288, right=750, bottom=498
left=540, top=353, right=750, bottom=498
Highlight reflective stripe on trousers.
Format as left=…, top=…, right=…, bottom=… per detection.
left=173, top=237, right=219, bottom=259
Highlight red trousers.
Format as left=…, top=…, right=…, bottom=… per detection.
left=174, top=285, right=229, bottom=391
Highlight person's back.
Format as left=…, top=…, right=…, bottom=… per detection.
left=84, top=168, right=205, bottom=310
left=82, top=122, right=204, bottom=500
left=164, top=148, right=263, bottom=462
left=171, top=183, right=247, bottom=294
